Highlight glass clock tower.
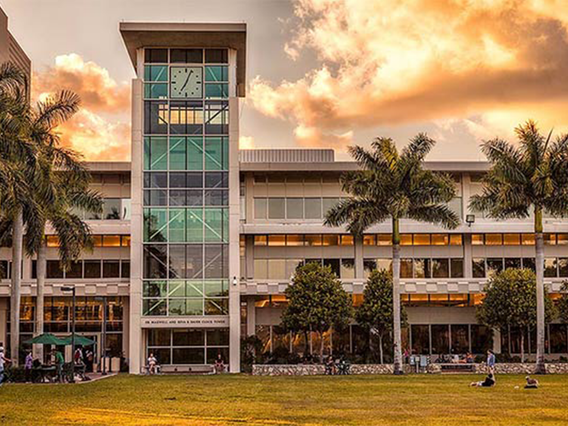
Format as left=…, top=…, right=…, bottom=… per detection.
left=121, top=23, right=246, bottom=373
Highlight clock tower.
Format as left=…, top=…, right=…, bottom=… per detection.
left=120, top=23, right=246, bottom=374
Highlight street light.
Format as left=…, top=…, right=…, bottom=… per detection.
left=61, top=286, right=75, bottom=383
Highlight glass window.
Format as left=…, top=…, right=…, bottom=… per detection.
left=485, top=234, right=503, bottom=245
left=544, top=233, right=556, bottom=245
left=144, top=83, right=168, bottom=99
left=144, top=137, right=168, bottom=170
left=205, top=83, right=228, bottom=98
left=285, top=259, right=303, bottom=278
left=205, top=49, right=228, bottom=64
left=449, top=234, right=463, bottom=245
left=522, top=258, right=536, bottom=272
left=65, top=261, right=82, bottom=279
left=431, top=234, right=449, bottom=245
left=267, top=259, right=286, bottom=280
left=103, top=261, right=120, bottom=278
left=205, top=66, right=228, bottom=82
left=323, top=259, right=340, bottom=277
left=204, top=137, right=227, bottom=170
left=363, top=235, right=375, bottom=246
left=340, top=259, right=355, bottom=279
left=486, top=258, right=503, bottom=276
left=84, top=260, right=101, bottom=279
left=450, top=258, right=464, bottom=278
left=544, top=258, right=558, bottom=278
left=144, top=48, right=168, bottom=63
left=472, top=258, right=485, bottom=278
left=322, top=234, right=339, bottom=246
left=413, top=234, right=431, bottom=246
left=170, top=101, right=204, bottom=135
left=268, top=235, right=286, bottom=246
left=504, top=258, right=521, bottom=269
left=377, top=234, right=391, bottom=246
left=340, top=235, right=354, bottom=246
left=471, top=234, right=484, bottom=245
left=144, top=65, right=168, bottom=82
left=254, top=198, right=267, bottom=219
left=204, top=103, right=229, bottom=135
left=558, top=234, right=568, bottom=245
left=363, top=260, right=376, bottom=278
left=400, top=259, right=413, bottom=278
left=431, top=325, right=450, bottom=354
left=376, top=258, right=392, bottom=272
left=304, top=198, right=322, bottom=219
left=254, top=259, right=268, bottom=279
left=558, top=258, right=568, bottom=278
left=143, top=245, right=168, bottom=279
left=400, top=234, right=412, bottom=246
left=471, top=325, right=493, bottom=354
left=268, top=198, right=285, bottom=219
left=253, top=235, right=267, bottom=246
left=171, top=48, right=203, bottom=63
left=286, top=235, right=304, bottom=246
left=204, top=208, right=226, bottom=243
left=168, top=209, right=186, bottom=242
left=522, top=233, right=535, bottom=245
left=322, top=198, right=340, bottom=216
left=186, top=209, right=203, bottom=243
left=144, top=102, right=168, bottom=135
left=305, top=234, right=323, bottom=246
left=432, top=258, right=449, bottom=278
left=549, top=324, right=568, bottom=353
left=411, top=325, right=430, bottom=355
left=286, top=198, right=304, bottom=219
left=121, top=260, right=130, bottom=278
left=451, top=325, right=469, bottom=354
left=413, top=258, right=431, bottom=278
left=503, top=233, right=520, bottom=245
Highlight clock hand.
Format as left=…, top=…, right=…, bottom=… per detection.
left=180, top=70, right=194, bottom=92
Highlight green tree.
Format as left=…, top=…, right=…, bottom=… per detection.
left=281, top=262, right=352, bottom=361
left=558, top=282, right=568, bottom=325
left=470, top=121, right=568, bottom=373
left=325, top=135, right=459, bottom=374
left=476, top=268, right=556, bottom=363
left=356, top=269, right=407, bottom=364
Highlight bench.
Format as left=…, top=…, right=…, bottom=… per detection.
left=439, top=363, right=475, bottom=373
left=158, top=365, right=216, bottom=375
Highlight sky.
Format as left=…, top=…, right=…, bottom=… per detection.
left=4, top=0, right=568, bottom=161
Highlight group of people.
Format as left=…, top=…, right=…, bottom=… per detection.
left=73, top=347, right=95, bottom=372
left=325, top=356, right=350, bottom=375
left=470, top=350, right=539, bottom=389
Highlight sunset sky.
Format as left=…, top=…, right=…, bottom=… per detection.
left=4, top=0, right=568, bottom=161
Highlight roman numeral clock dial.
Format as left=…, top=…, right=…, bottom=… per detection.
left=170, top=66, right=203, bottom=98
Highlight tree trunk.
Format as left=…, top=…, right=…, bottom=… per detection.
left=520, top=331, right=525, bottom=363
left=534, top=208, right=546, bottom=374
left=34, top=239, right=46, bottom=362
left=392, top=217, right=403, bottom=375
left=320, top=331, right=324, bottom=362
left=10, top=210, right=24, bottom=366
left=378, top=332, right=384, bottom=365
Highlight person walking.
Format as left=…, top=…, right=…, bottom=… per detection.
left=487, top=350, right=496, bottom=373
left=0, top=346, right=11, bottom=386
left=24, top=351, right=33, bottom=383
left=54, top=349, right=65, bottom=382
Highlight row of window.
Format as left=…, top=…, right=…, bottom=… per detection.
left=144, top=189, right=228, bottom=207
left=144, top=48, right=229, bottom=64
left=253, top=173, right=340, bottom=184
left=143, top=208, right=228, bottom=243
left=16, top=296, right=124, bottom=323
left=145, top=64, right=228, bottom=83
left=144, top=101, right=228, bottom=135
left=144, top=137, right=229, bottom=171
left=31, top=259, right=130, bottom=280
left=252, top=233, right=464, bottom=247
left=472, top=233, right=568, bottom=246
left=252, top=257, right=465, bottom=280
left=147, top=327, right=229, bottom=366
left=472, top=257, right=568, bottom=278
left=72, top=198, right=131, bottom=221
left=145, top=82, right=228, bottom=100
left=143, top=244, right=228, bottom=280
left=254, top=197, right=341, bottom=220
left=46, top=235, right=131, bottom=248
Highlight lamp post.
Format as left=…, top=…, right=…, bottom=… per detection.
left=61, top=286, right=75, bottom=383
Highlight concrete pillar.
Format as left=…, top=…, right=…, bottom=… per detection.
left=0, top=298, right=7, bottom=348
left=128, top=48, right=144, bottom=374
left=246, top=298, right=256, bottom=336
left=493, top=329, right=502, bottom=354
left=354, top=235, right=364, bottom=279
left=464, top=233, right=473, bottom=278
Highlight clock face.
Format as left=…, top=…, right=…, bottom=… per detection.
left=170, top=66, right=203, bottom=98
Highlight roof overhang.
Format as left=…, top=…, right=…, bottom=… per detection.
left=119, top=22, right=247, bottom=97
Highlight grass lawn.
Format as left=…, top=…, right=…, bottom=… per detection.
left=2, top=373, right=568, bottom=425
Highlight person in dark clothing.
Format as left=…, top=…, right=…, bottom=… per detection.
left=470, top=373, right=496, bottom=387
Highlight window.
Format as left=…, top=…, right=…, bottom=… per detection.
left=432, top=258, right=449, bottom=278
left=503, top=233, right=520, bottom=245
left=363, top=235, right=375, bottom=246
left=544, top=258, right=557, bottom=278
left=268, top=235, right=286, bottom=246
left=103, top=261, right=120, bottom=278
left=84, top=261, right=101, bottom=279
left=145, top=49, right=168, bottom=63
left=450, top=259, right=464, bottom=278
left=305, top=198, right=322, bottom=219
left=400, top=259, right=413, bottom=278
left=254, top=198, right=267, bottom=219
left=504, top=258, right=521, bottom=269
left=471, top=234, right=484, bottom=245
left=268, top=198, right=285, bottom=219
left=431, top=234, right=449, bottom=245
left=144, top=102, right=168, bottom=135
left=286, top=235, right=304, bottom=246
left=413, top=234, right=431, bottom=246
left=449, top=234, right=463, bottom=245
left=472, top=258, right=485, bottom=278
left=400, top=234, right=413, bottom=246
left=486, top=258, right=503, bottom=276
left=340, top=235, right=354, bottom=246
left=485, top=234, right=503, bottom=245
left=286, top=198, right=304, bottom=219
left=522, top=234, right=535, bottom=245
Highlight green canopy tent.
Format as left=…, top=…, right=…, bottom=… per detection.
left=61, top=334, right=96, bottom=346
left=24, top=333, right=67, bottom=345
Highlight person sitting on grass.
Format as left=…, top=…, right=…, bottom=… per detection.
left=470, top=372, right=496, bottom=387
left=525, top=376, right=539, bottom=389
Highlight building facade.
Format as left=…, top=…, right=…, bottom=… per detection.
left=2, top=22, right=568, bottom=373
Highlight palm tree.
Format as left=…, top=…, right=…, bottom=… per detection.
left=325, top=135, right=460, bottom=374
left=23, top=91, right=102, bottom=361
left=470, top=120, right=568, bottom=374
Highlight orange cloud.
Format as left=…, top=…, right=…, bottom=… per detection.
left=250, top=0, right=568, bottom=147
left=32, top=54, right=130, bottom=161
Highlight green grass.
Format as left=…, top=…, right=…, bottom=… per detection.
left=1, top=374, right=568, bottom=425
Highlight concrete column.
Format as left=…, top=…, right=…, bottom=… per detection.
left=354, top=235, right=364, bottom=279
left=246, top=235, right=254, bottom=280
left=0, top=298, right=7, bottom=348
left=128, top=48, right=144, bottom=374
left=228, top=50, right=241, bottom=372
left=246, top=298, right=256, bottom=336
left=122, top=296, right=130, bottom=360
left=464, top=233, right=473, bottom=278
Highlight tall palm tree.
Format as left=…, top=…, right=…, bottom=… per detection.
left=325, top=135, right=460, bottom=374
left=23, top=91, right=102, bottom=361
left=470, top=121, right=568, bottom=374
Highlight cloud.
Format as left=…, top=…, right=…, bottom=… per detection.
left=250, top=0, right=568, bottom=148
left=239, top=135, right=255, bottom=149
left=32, top=54, right=130, bottom=161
